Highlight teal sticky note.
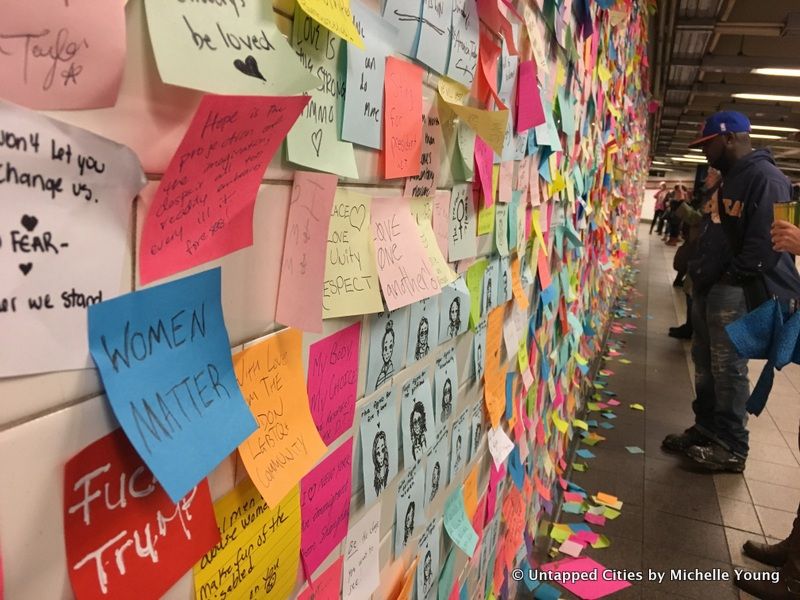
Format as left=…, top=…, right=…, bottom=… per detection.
left=444, top=488, right=479, bottom=556
left=437, top=548, right=456, bottom=600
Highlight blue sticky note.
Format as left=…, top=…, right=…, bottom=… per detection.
left=576, top=449, right=595, bottom=459
left=459, top=580, right=468, bottom=600
left=599, top=421, right=615, bottom=430
left=506, top=371, right=515, bottom=420
left=444, top=488, right=478, bottom=556
left=438, top=548, right=456, bottom=600
left=521, top=559, right=540, bottom=591
left=88, top=268, right=257, bottom=502
left=508, top=447, right=524, bottom=490
left=534, top=582, right=561, bottom=600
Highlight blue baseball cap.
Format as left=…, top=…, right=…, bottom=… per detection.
left=688, top=111, right=751, bottom=148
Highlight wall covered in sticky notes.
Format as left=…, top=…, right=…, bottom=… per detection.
left=0, top=0, right=651, bottom=598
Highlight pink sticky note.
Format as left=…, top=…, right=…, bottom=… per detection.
left=298, top=556, right=344, bottom=600
left=537, top=248, right=552, bottom=288
left=276, top=172, right=337, bottom=332
left=140, top=94, right=309, bottom=284
left=300, top=440, right=353, bottom=575
left=559, top=539, right=585, bottom=557
left=563, top=492, right=584, bottom=503
left=487, top=463, right=506, bottom=517
left=542, top=557, right=632, bottom=599
left=585, top=513, right=607, bottom=527
left=371, top=196, right=441, bottom=309
left=571, top=531, right=599, bottom=545
left=0, top=1, right=126, bottom=109
left=474, top=137, right=494, bottom=207
left=307, top=323, right=361, bottom=444
left=516, top=61, right=546, bottom=132
left=384, top=57, right=423, bottom=179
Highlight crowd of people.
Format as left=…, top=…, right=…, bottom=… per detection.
left=650, top=111, right=800, bottom=600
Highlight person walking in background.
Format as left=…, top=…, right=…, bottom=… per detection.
left=735, top=218, right=800, bottom=599
left=650, top=181, right=668, bottom=234
left=665, top=183, right=687, bottom=246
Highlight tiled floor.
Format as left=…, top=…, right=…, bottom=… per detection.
left=550, top=225, right=800, bottom=599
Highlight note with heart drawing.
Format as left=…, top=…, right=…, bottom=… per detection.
left=322, top=189, right=383, bottom=318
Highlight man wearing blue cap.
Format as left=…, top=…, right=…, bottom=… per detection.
left=662, top=111, right=800, bottom=478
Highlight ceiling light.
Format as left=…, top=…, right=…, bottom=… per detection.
left=651, top=160, right=668, bottom=165
left=672, top=156, right=707, bottom=163
left=751, top=68, right=800, bottom=78
left=751, top=124, right=800, bottom=133
left=688, top=148, right=702, bottom=153
left=733, top=93, right=800, bottom=103
left=750, top=133, right=782, bottom=140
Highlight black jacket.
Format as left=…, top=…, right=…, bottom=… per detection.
left=717, top=149, right=800, bottom=306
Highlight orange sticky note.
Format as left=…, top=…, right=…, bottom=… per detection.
left=234, top=328, right=327, bottom=506
left=483, top=307, right=506, bottom=428
left=510, top=257, right=530, bottom=311
left=596, top=492, right=618, bottom=506
left=384, top=57, right=423, bottom=178
left=463, top=464, right=479, bottom=519
left=537, top=247, right=552, bottom=288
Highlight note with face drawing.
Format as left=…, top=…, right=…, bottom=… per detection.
left=407, top=297, right=440, bottom=366
left=401, top=373, right=435, bottom=466
left=434, top=348, right=458, bottom=428
left=395, top=461, right=425, bottom=556
left=144, top=0, right=318, bottom=95
left=366, top=307, right=410, bottom=393
left=360, top=388, right=399, bottom=505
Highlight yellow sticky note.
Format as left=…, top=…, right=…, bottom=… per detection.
left=234, top=328, right=328, bottom=507
left=551, top=410, right=569, bottom=434
left=597, top=63, right=611, bottom=84
left=591, top=534, right=611, bottom=549
left=604, top=507, right=622, bottom=520
left=549, top=523, right=571, bottom=543
left=517, top=338, right=529, bottom=373
left=510, top=256, right=530, bottom=311
left=478, top=203, right=495, bottom=236
left=323, top=190, right=384, bottom=318
left=466, top=259, right=489, bottom=328
left=438, top=77, right=509, bottom=154
left=297, top=0, right=364, bottom=48
left=572, top=419, right=588, bottom=431
left=410, top=198, right=457, bottom=286
left=492, top=164, right=500, bottom=200
left=630, top=403, right=644, bottom=411
left=193, top=480, right=300, bottom=600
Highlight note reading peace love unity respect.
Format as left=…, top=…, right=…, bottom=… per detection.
left=234, top=327, right=328, bottom=507
left=87, top=268, right=257, bottom=503
left=139, top=94, right=308, bottom=284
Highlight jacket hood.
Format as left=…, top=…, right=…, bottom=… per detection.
left=729, top=148, right=777, bottom=177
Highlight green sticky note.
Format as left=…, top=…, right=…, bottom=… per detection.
left=629, top=403, right=645, bottom=411
left=466, top=259, right=489, bottom=329
left=591, top=534, right=611, bottom=549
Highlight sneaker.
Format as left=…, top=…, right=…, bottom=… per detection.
left=743, top=538, right=789, bottom=568
left=686, top=442, right=746, bottom=473
left=668, top=325, right=693, bottom=339
left=662, top=427, right=710, bottom=453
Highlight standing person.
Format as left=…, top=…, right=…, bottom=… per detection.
left=735, top=218, right=800, bottom=599
left=650, top=181, right=668, bottom=234
left=665, top=183, right=687, bottom=246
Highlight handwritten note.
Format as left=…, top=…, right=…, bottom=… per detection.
left=395, top=462, right=426, bottom=555
left=416, top=0, right=453, bottom=75
left=360, top=388, right=400, bottom=504
left=416, top=520, right=442, bottom=598
left=410, top=198, right=457, bottom=287
left=342, top=0, right=397, bottom=149
left=450, top=408, right=470, bottom=479
left=297, top=0, right=364, bottom=48
left=64, top=429, right=219, bottom=600
left=438, top=278, right=470, bottom=342
left=384, top=57, right=423, bottom=178
left=474, top=137, right=494, bottom=206
left=382, top=0, right=422, bottom=56
left=140, top=95, right=307, bottom=284
left=426, top=427, right=450, bottom=506
left=0, top=1, right=125, bottom=109
left=144, top=0, right=318, bottom=95
left=307, top=323, right=361, bottom=444
left=298, top=556, right=343, bottom=599
left=323, top=190, right=383, bottom=318
left=448, top=184, right=478, bottom=262
left=470, top=402, right=484, bottom=459
left=301, top=439, right=354, bottom=575
left=276, top=172, right=337, bottom=332
left=447, top=0, right=479, bottom=87
left=87, top=269, right=256, bottom=502
left=487, top=426, right=514, bottom=468
left=0, top=101, right=145, bottom=377
left=444, top=488, right=479, bottom=556
left=287, top=6, right=358, bottom=178
left=407, top=296, right=439, bottom=364
left=404, top=104, right=443, bottom=198
left=366, top=307, right=409, bottom=392
left=193, top=480, right=300, bottom=600
left=401, top=373, right=436, bottom=466
left=234, top=328, right=328, bottom=506
left=343, top=502, right=381, bottom=600
left=434, top=348, right=459, bottom=427
left=372, top=196, right=440, bottom=310
left=438, top=77, right=509, bottom=154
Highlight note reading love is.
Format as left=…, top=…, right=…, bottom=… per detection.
left=64, top=429, right=219, bottom=600
left=0, top=1, right=126, bottom=109
left=139, top=94, right=308, bottom=284
left=234, top=327, right=328, bottom=507
left=307, top=323, right=361, bottom=444
left=384, top=57, right=423, bottom=179
left=371, top=196, right=441, bottom=310
left=87, top=268, right=257, bottom=503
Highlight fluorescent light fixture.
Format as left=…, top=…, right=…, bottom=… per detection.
left=733, top=93, right=800, bottom=103
left=688, top=148, right=702, bottom=152
left=750, top=133, right=782, bottom=140
left=752, top=68, right=800, bottom=78
left=751, top=124, right=800, bottom=133
left=651, top=160, right=668, bottom=165
left=672, top=156, right=707, bottom=163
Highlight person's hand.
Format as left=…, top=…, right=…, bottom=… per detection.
left=771, top=220, right=800, bottom=254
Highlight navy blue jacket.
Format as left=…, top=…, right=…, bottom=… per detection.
left=717, top=149, right=800, bottom=306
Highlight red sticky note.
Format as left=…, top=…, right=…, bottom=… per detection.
left=478, top=30, right=506, bottom=110
left=64, top=429, right=219, bottom=600
left=139, top=94, right=309, bottom=284
left=384, top=57, right=423, bottom=179
left=537, top=247, right=552, bottom=288
left=474, top=137, right=494, bottom=207
left=516, top=61, right=545, bottom=132
left=298, top=556, right=344, bottom=600
left=276, top=172, right=337, bottom=333
left=307, top=323, right=361, bottom=444
left=300, top=439, right=353, bottom=575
